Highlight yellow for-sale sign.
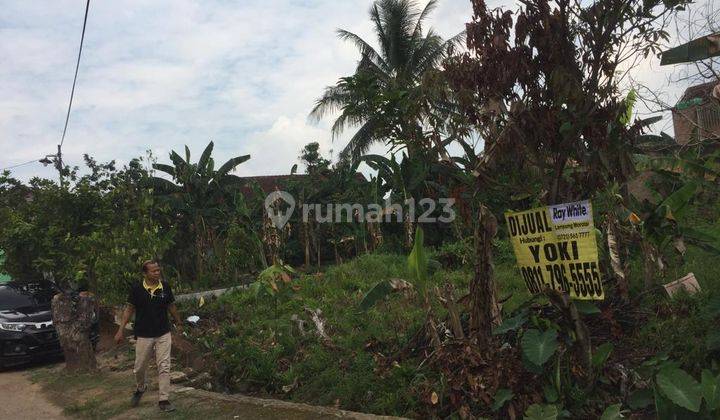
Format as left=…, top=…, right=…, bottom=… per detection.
left=504, top=200, right=604, bottom=300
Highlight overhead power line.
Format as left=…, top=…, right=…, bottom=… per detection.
left=2, top=2, right=90, bottom=177
left=59, top=0, right=90, bottom=150
left=0, top=159, right=41, bottom=172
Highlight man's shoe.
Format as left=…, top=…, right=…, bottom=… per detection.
left=158, top=400, right=176, bottom=412
left=130, top=388, right=145, bottom=407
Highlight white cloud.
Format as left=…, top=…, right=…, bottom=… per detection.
left=0, top=0, right=712, bottom=181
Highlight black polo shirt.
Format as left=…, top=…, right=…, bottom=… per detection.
left=127, top=280, right=175, bottom=338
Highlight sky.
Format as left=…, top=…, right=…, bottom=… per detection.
left=0, top=0, right=713, bottom=181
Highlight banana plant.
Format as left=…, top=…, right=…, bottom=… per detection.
left=361, top=153, right=429, bottom=248
left=623, top=180, right=720, bottom=288
left=150, top=141, right=250, bottom=284
left=151, top=141, right=250, bottom=209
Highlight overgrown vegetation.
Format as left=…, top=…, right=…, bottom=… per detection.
left=3, top=0, right=720, bottom=418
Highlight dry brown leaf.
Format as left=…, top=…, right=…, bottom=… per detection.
left=628, top=212, right=641, bottom=224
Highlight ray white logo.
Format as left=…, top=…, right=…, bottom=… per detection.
left=264, top=191, right=455, bottom=228
left=264, top=190, right=296, bottom=229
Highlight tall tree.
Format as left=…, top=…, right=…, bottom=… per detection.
left=310, top=0, right=463, bottom=163
left=445, top=0, right=688, bottom=339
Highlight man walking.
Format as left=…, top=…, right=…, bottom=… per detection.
left=115, top=260, right=182, bottom=412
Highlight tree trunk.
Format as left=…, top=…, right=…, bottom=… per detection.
left=51, top=292, right=97, bottom=372
left=469, top=204, right=502, bottom=339
left=641, top=239, right=659, bottom=290
left=333, top=240, right=341, bottom=265
left=368, top=221, right=383, bottom=251
left=404, top=212, right=415, bottom=249
left=303, top=221, right=311, bottom=268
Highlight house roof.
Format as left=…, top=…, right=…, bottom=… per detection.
left=239, top=174, right=305, bottom=193
left=237, top=173, right=367, bottom=196
left=677, top=80, right=719, bottom=104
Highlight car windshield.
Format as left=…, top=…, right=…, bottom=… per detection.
left=0, top=281, right=57, bottom=312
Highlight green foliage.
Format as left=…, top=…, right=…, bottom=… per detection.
left=249, top=263, right=296, bottom=299
left=619, top=89, right=636, bottom=126
left=152, top=141, right=254, bottom=286
left=0, top=155, right=174, bottom=301
left=407, top=226, right=429, bottom=290
left=435, top=238, right=473, bottom=268
left=574, top=301, right=601, bottom=315
left=523, top=403, right=558, bottom=420
left=701, top=369, right=720, bottom=411
left=656, top=367, right=702, bottom=412
left=635, top=351, right=720, bottom=417
left=599, top=404, right=623, bottom=420
left=492, top=388, right=513, bottom=411
left=359, top=279, right=394, bottom=311
left=492, top=311, right=528, bottom=335
left=592, top=343, right=614, bottom=369
left=190, top=253, right=429, bottom=415
left=521, top=329, right=559, bottom=367
left=637, top=288, right=720, bottom=372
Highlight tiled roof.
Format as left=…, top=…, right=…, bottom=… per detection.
left=678, top=80, right=719, bottom=103
left=237, top=173, right=367, bottom=196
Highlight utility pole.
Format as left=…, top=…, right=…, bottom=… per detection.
left=56, top=144, right=64, bottom=186
left=39, top=146, right=64, bottom=185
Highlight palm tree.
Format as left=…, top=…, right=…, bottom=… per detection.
left=310, top=0, right=463, bottom=163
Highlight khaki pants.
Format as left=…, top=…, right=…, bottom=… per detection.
left=133, top=332, right=171, bottom=401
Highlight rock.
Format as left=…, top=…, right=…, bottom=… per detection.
left=169, top=371, right=188, bottom=383
left=189, top=372, right=211, bottom=386
left=182, top=367, right=197, bottom=379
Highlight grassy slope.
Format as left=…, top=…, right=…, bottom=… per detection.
left=187, top=207, right=720, bottom=417
left=188, top=253, right=529, bottom=416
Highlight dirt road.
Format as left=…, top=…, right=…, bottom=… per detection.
left=0, top=368, right=65, bottom=419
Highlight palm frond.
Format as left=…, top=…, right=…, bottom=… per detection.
left=152, top=163, right=176, bottom=178
left=409, top=29, right=445, bottom=77
left=357, top=54, right=392, bottom=82
left=370, top=3, right=390, bottom=65
left=169, top=151, right=187, bottom=168
left=340, top=119, right=382, bottom=163
left=309, top=84, right=351, bottom=122
left=330, top=111, right=368, bottom=141
left=216, top=155, right=251, bottom=177
left=336, top=29, right=389, bottom=72
left=411, top=0, right=438, bottom=43
left=198, top=141, right=214, bottom=173
left=150, top=176, right=182, bottom=194
left=413, top=30, right=466, bottom=77
left=382, top=0, right=416, bottom=72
